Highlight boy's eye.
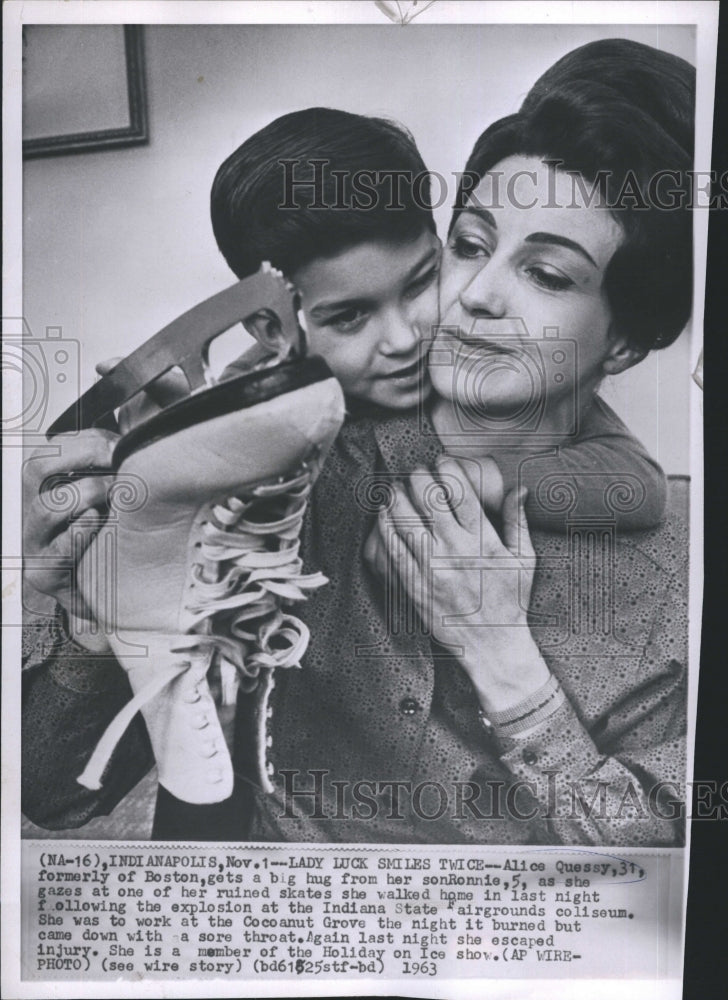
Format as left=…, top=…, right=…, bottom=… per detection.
left=525, top=265, right=574, bottom=292
left=448, top=234, right=491, bottom=260
left=326, top=308, right=368, bottom=333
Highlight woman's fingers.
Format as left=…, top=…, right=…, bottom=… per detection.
left=48, top=508, right=103, bottom=565
left=434, top=456, right=483, bottom=535
left=377, top=505, right=428, bottom=627
left=363, top=521, right=389, bottom=579
left=386, top=483, right=429, bottom=545
left=23, top=431, right=117, bottom=491
left=22, top=431, right=118, bottom=617
left=97, top=356, right=160, bottom=433
left=24, top=506, right=103, bottom=610
left=95, top=357, right=123, bottom=376
left=454, top=454, right=505, bottom=517
left=502, top=486, right=535, bottom=561
left=365, top=510, right=427, bottom=627
left=116, top=394, right=162, bottom=435
left=388, top=458, right=530, bottom=565
left=146, top=367, right=190, bottom=406
left=418, top=456, right=504, bottom=552
left=22, top=431, right=119, bottom=609
left=26, top=473, right=112, bottom=558
left=97, top=355, right=190, bottom=433
left=116, top=368, right=190, bottom=433
left=54, top=474, right=114, bottom=520
left=65, top=506, right=103, bottom=545
left=401, top=462, right=475, bottom=538
left=370, top=489, right=426, bottom=577
left=365, top=462, right=537, bottom=676
left=31, top=469, right=113, bottom=526
left=23, top=434, right=117, bottom=552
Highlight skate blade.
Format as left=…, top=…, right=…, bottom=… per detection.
left=47, top=264, right=306, bottom=436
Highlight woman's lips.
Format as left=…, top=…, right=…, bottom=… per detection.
left=437, top=326, right=524, bottom=357
left=463, top=338, right=522, bottom=356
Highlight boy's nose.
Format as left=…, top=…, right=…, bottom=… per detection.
left=380, top=309, right=423, bottom=355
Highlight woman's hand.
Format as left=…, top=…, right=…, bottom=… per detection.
left=364, top=454, right=550, bottom=713
left=23, top=429, right=119, bottom=650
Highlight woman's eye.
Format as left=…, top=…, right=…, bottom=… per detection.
left=526, top=266, right=574, bottom=292
left=448, top=235, right=490, bottom=260
left=327, top=308, right=368, bottom=333
left=405, top=265, right=439, bottom=299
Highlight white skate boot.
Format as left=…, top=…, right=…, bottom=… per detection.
left=49, top=268, right=345, bottom=803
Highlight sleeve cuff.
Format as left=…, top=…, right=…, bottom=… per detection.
left=478, top=673, right=566, bottom=738
left=496, top=697, right=604, bottom=782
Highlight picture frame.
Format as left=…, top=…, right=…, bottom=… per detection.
left=22, top=24, right=148, bottom=159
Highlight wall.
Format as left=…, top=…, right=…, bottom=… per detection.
left=23, top=22, right=697, bottom=472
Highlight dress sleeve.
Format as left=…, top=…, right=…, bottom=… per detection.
left=489, top=396, right=667, bottom=532
left=492, top=548, right=687, bottom=846
left=21, top=609, right=154, bottom=830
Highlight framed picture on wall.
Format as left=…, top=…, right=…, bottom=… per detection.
left=22, top=24, right=148, bottom=158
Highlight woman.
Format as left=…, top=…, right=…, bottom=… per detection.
left=246, top=39, right=693, bottom=845
left=356, top=40, right=693, bottom=843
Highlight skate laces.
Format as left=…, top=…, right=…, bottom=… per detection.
left=187, top=472, right=326, bottom=623
left=185, top=466, right=328, bottom=703
left=78, top=465, right=326, bottom=791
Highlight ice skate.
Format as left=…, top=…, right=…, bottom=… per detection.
left=48, top=267, right=345, bottom=803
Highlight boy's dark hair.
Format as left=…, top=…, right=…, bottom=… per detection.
left=211, top=107, right=435, bottom=280
left=453, top=39, right=695, bottom=353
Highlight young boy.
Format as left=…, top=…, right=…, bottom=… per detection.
left=22, top=106, right=670, bottom=842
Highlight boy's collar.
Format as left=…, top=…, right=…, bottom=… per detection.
left=344, top=395, right=422, bottom=423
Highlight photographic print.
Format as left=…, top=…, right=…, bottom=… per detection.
left=2, top=2, right=718, bottom=998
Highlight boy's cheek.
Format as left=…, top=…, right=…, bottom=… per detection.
left=436, top=267, right=459, bottom=318
left=416, top=283, right=441, bottom=337
left=408, top=306, right=439, bottom=363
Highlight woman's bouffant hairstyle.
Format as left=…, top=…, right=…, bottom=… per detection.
left=211, top=107, right=435, bottom=281
left=453, top=39, right=695, bottom=353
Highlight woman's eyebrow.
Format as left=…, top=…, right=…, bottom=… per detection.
left=460, top=207, right=598, bottom=268
left=525, top=232, right=598, bottom=267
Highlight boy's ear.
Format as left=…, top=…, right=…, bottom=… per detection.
left=243, top=309, right=290, bottom=357
left=602, top=332, right=647, bottom=376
